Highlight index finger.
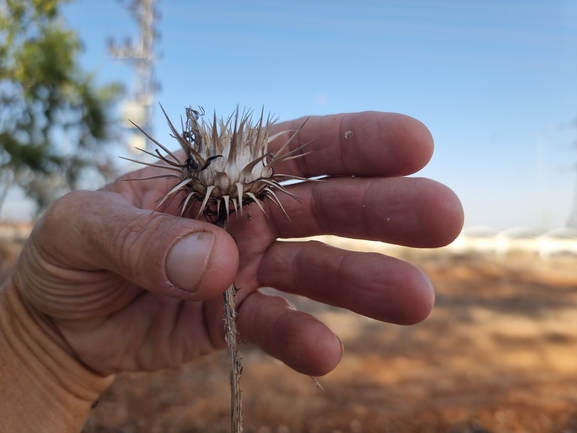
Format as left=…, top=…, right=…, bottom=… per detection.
left=269, top=112, right=434, bottom=178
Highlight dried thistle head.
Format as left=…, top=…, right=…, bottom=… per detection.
left=126, top=105, right=312, bottom=226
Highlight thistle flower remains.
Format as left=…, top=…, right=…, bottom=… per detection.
left=126, top=105, right=311, bottom=226
left=124, top=105, right=314, bottom=433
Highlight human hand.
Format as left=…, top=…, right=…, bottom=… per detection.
left=7, top=111, right=463, bottom=380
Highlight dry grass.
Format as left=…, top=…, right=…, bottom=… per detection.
left=2, top=232, right=577, bottom=432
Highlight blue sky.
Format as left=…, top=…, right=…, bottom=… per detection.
left=7, top=0, right=577, bottom=231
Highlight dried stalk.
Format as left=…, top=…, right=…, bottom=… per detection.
left=223, top=283, right=243, bottom=432
left=218, top=218, right=243, bottom=433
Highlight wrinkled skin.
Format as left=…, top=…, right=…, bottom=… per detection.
left=11, top=111, right=464, bottom=377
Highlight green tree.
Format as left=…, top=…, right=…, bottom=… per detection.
left=0, top=0, right=123, bottom=215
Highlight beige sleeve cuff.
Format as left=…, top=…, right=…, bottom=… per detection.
left=0, top=282, right=114, bottom=433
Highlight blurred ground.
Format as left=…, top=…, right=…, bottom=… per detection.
left=2, top=230, right=577, bottom=433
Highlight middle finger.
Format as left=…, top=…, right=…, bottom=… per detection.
left=244, top=176, right=463, bottom=249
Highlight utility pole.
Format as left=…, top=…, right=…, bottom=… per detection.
left=568, top=166, right=577, bottom=229
left=566, top=118, right=577, bottom=230
left=535, top=133, right=548, bottom=230
left=108, top=0, right=160, bottom=153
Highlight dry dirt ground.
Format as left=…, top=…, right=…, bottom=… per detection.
left=2, top=234, right=577, bottom=433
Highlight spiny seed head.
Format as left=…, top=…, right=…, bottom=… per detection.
left=125, top=105, right=313, bottom=225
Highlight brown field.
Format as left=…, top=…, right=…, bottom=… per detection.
left=2, top=233, right=577, bottom=432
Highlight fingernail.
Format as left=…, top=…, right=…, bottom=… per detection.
left=166, top=232, right=215, bottom=292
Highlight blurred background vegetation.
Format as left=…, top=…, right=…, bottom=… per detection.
left=0, top=0, right=123, bottom=215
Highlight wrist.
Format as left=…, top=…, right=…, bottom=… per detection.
left=0, top=281, right=114, bottom=433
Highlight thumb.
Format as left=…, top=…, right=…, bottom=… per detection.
left=32, top=190, right=238, bottom=301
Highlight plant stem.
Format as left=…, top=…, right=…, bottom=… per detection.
left=218, top=217, right=243, bottom=433
left=224, top=283, right=243, bottom=433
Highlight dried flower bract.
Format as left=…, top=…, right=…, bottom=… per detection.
left=125, top=105, right=313, bottom=226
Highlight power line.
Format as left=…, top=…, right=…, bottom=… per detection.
left=108, top=0, right=160, bottom=153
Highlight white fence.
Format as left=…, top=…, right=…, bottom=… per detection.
left=449, top=226, right=577, bottom=259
